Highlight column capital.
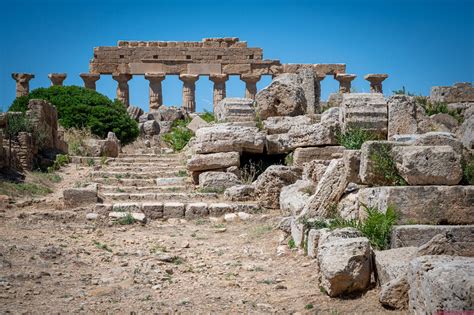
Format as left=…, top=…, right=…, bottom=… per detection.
left=335, top=73, right=356, bottom=83
left=240, top=73, right=261, bottom=83
left=144, top=72, right=166, bottom=82
left=12, top=73, right=35, bottom=83
left=48, top=73, right=67, bottom=86
left=363, top=73, right=388, bottom=84
left=112, top=73, right=132, bottom=82
left=80, top=73, right=100, bottom=81
left=315, top=72, right=326, bottom=81
left=209, top=73, right=229, bottom=83
left=179, top=74, right=199, bottom=83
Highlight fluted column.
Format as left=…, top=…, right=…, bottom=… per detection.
left=209, top=74, right=229, bottom=111
left=112, top=73, right=132, bottom=107
left=48, top=73, right=67, bottom=86
left=179, top=74, right=199, bottom=112
left=144, top=72, right=165, bottom=111
left=335, top=73, right=356, bottom=93
left=11, top=73, right=34, bottom=97
left=80, top=73, right=100, bottom=90
left=240, top=74, right=261, bottom=100
left=364, top=73, right=388, bottom=94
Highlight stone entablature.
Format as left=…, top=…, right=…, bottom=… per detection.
left=90, top=37, right=346, bottom=77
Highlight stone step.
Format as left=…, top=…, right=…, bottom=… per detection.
left=95, top=201, right=261, bottom=220
left=108, top=161, right=184, bottom=167
left=92, top=177, right=189, bottom=186
left=101, top=192, right=220, bottom=202
left=99, top=185, right=188, bottom=193
left=90, top=171, right=186, bottom=179
left=70, top=155, right=185, bottom=166
left=112, top=157, right=184, bottom=163
left=118, top=153, right=181, bottom=158
left=102, top=166, right=187, bottom=172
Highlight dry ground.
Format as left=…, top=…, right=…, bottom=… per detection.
left=0, top=165, right=400, bottom=314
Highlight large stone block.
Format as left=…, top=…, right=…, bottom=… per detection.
left=263, top=115, right=317, bottom=135
left=187, top=151, right=240, bottom=172
left=387, top=95, right=418, bottom=140
left=293, top=146, right=344, bottom=167
left=63, top=184, right=98, bottom=208
left=407, top=255, right=474, bottom=313
left=391, top=225, right=474, bottom=255
left=299, top=159, right=347, bottom=218
left=392, top=145, right=462, bottom=185
left=340, top=93, right=388, bottom=138
left=359, top=141, right=404, bottom=185
left=215, top=98, right=255, bottom=122
left=343, top=149, right=361, bottom=183
left=374, top=247, right=417, bottom=286
left=255, top=74, right=307, bottom=119
left=198, top=171, right=242, bottom=190
left=279, top=180, right=314, bottom=216
left=192, top=125, right=265, bottom=154
left=318, top=236, right=372, bottom=297
left=254, top=165, right=301, bottom=209
left=460, top=115, right=474, bottom=150
left=358, top=186, right=474, bottom=225
left=430, top=82, right=474, bottom=103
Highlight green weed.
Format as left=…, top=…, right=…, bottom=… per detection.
left=336, top=128, right=380, bottom=150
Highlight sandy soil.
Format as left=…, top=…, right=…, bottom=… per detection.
left=0, top=165, right=400, bottom=314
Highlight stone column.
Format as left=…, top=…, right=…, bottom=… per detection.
left=179, top=74, right=199, bottom=112
left=240, top=74, right=261, bottom=100
left=144, top=73, right=165, bottom=111
left=80, top=73, right=100, bottom=90
left=209, top=74, right=229, bottom=110
left=11, top=73, right=34, bottom=97
left=48, top=73, right=67, bottom=86
left=335, top=73, right=356, bottom=93
left=112, top=73, right=132, bottom=107
left=364, top=74, right=389, bottom=93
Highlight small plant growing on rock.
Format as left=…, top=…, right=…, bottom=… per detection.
left=462, top=156, right=474, bottom=185
left=47, top=154, right=69, bottom=173
left=176, top=170, right=187, bottom=177
left=117, top=213, right=136, bottom=225
left=336, top=128, right=380, bottom=150
left=392, top=86, right=415, bottom=96
left=162, top=119, right=194, bottom=152
left=287, top=238, right=296, bottom=249
left=369, top=143, right=406, bottom=186
left=199, top=110, right=215, bottom=123
left=284, top=152, right=294, bottom=166
left=415, top=96, right=463, bottom=122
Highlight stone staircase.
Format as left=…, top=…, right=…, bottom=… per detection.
left=84, top=153, right=259, bottom=220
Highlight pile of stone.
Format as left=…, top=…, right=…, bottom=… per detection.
left=0, top=99, right=68, bottom=171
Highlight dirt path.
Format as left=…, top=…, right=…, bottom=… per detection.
left=0, top=166, right=398, bottom=314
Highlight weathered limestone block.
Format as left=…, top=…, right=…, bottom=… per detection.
left=379, top=276, right=410, bottom=310
left=263, top=115, right=316, bottom=135
left=198, top=171, right=242, bottom=190
left=127, top=106, right=144, bottom=121
left=407, top=255, right=474, bottom=313
left=391, top=225, right=474, bottom=256
left=392, top=145, right=462, bottom=185
left=158, top=106, right=184, bottom=122
left=337, top=190, right=360, bottom=220
left=417, top=233, right=472, bottom=257
left=185, top=202, right=209, bottom=219
left=141, top=202, right=163, bottom=220
left=255, top=74, right=307, bottom=119
left=307, top=228, right=327, bottom=258
left=279, top=180, right=314, bottom=216
left=318, top=236, right=372, bottom=297
left=326, top=93, right=343, bottom=108
left=343, top=149, right=361, bottom=183
left=387, top=95, right=418, bottom=140
left=215, top=98, right=255, bottom=122
left=140, top=120, right=160, bottom=136
left=192, top=125, right=265, bottom=154
left=297, top=67, right=325, bottom=114
left=254, top=165, right=302, bottom=209
left=187, top=151, right=240, bottom=172
left=139, top=113, right=155, bottom=123
left=358, top=186, right=474, bottom=225
left=460, top=115, right=474, bottom=150
left=430, top=113, right=459, bottom=131
left=26, top=99, right=61, bottom=151
left=163, top=202, right=185, bottom=218
left=84, top=132, right=120, bottom=157
left=412, top=131, right=464, bottom=155
left=224, top=184, right=255, bottom=202
left=186, top=116, right=209, bottom=133
left=340, top=93, right=388, bottom=138
left=63, top=184, right=98, bottom=208
left=293, top=146, right=344, bottom=167
left=299, top=159, right=347, bottom=218
left=302, top=160, right=330, bottom=183
left=374, top=247, right=417, bottom=286
left=290, top=217, right=305, bottom=247
left=430, top=82, right=474, bottom=103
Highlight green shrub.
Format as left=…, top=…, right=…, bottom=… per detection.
left=336, top=128, right=380, bottom=150
left=462, top=156, right=474, bottom=185
left=287, top=238, right=296, bottom=249
left=329, top=204, right=398, bottom=250
left=117, top=213, right=136, bottom=225
left=162, top=124, right=193, bottom=152
left=392, top=86, right=415, bottom=96
left=47, top=154, right=69, bottom=173
left=415, top=96, right=463, bottom=123
left=9, top=86, right=139, bottom=145
left=370, top=143, right=406, bottom=186
left=199, top=110, right=215, bottom=123
left=284, top=152, right=293, bottom=166
left=5, top=113, right=31, bottom=140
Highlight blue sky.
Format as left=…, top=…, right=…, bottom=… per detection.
left=1, top=0, right=473, bottom=113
